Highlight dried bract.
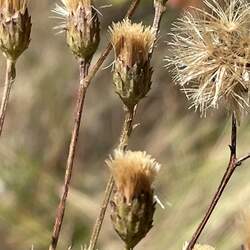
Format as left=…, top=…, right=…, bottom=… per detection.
left=0, top=0, right=31, bottom=61
left=54, top=0, right=100, bottom=61
left=166, top=0, right=250, bottom=121
left=107, top=150, right=161, bottom=249
left=110, top=19, right=155, bottom=110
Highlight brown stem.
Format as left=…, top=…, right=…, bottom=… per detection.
left=49, top=59, right=90, bottom=250
left=88, top=106, right=135, bottom=250
left=0, top=59, right=16, bottom=136
left=186, top=113, right=250, bottom=249
left=150, top=1, right=167, bottom=55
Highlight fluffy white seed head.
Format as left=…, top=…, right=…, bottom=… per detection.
left=166, top=0, right=250, bottom=121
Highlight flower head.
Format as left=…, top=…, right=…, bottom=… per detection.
left=166, top=0, right=250, bottom=121
left=54, top=0, right=100, bottom=61
left=107, top=149, right=161, bottom=249
left=0, top=0, right=31, bottom=60
left=106, top=149, right=160, bottom=203
left=110, top=19, right=155, bottom=110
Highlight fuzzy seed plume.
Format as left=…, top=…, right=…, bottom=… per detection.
left=106, top=150, right=161, bottom=203
left=183, top=242, right=215, bottom=250
left=166, top=0, right=250, bottom=121
left=110, top=19, right=155, bottom=67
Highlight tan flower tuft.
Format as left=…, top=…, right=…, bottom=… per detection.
left=0, top=0, right=31, bottom=60
left=183, top=242, right=215, bottom=250
left=108, top=150, right=161, bottom=249
left=54, top=0, right=100, bottom=61
left=110, top=19, right=155, bottom=110
left=106, top=149, right=160, bottom=203
left=111, top=19, right=155, bottom=68
left=166, top=0, right=250, bottom=121
left=0, top=0, right=28, bottom=14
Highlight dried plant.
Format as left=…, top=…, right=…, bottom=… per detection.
left=0, top=0, right=31, bottom=136
left=87, top=1, right=168, bottom=249
left=110, top=19, right=155, bottom=111
left=49, top=1, right=142, bottom=250
left=108, top=150, right=161, bottom=250
left=166, top=1, right=250, bottom=249
left=166, top=0, right=250, bottom=122
left=49, top=1, right=100, bottom=249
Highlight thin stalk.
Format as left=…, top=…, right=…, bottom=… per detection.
left=88, top=3, right=167, bottom=248
left=150, top=1, right=167, bottom=55
left=88, top=106, right=135, bottom=250
left=49, top=59, right=90, bottom=250
left=0, top=59, right=16, bottom=136
left=187, top=114, right=250, bottom=249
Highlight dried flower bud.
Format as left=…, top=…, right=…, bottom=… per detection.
left=166, top=0, right=250, bottom=122
left=0, top=0, right=31, bottom=61
left=106, top=150, right=161, bottom=249
left=183, top=242, right=215, bottom=250
left=55, top=0, right=100, bottom=61
left=110, top=19, right=155, bottom=110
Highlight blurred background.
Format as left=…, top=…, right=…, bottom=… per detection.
left=0, top=0, right=250, bottom=249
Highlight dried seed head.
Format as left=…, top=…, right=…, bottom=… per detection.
left=107, top=150, right=161, bottom=249
left=0, top=0, right=31, bottom=61
left=166, top=0, right=250, bottom=122
left=110, top=19, right=155, bottom=110
left=55, top=0, right=100, bottom=61
left=183, top=242, right=215, bottom=250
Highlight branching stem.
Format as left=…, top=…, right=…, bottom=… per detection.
left=187, top=113, right=250, bottom=249
left=0, top=59, right=16, bottom=136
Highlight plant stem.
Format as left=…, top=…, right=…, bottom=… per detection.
left=186, top=113, right=250, bottom=249
left=150, top=0, right=167, bottom=55
left=49, top=59, right=90, bottom=250
left=0, top=59, right=16, bottom=136
left=88, top=106, right=135, bottom=250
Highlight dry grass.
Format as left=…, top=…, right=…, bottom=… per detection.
left=0, top=1, right=249, bottom=250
